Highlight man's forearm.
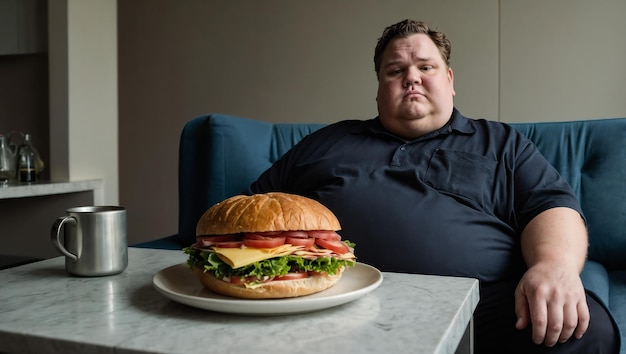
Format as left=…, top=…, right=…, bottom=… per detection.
left=520, top=207, right=588, bottom=271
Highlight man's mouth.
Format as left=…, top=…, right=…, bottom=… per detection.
left=404, top=90, right=425, bottom=99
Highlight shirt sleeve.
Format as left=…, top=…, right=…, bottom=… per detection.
left=247, top=155, right=291, bottom=194
left=247, top=127, right=321, bottom=195
left=248, top=120, right=359, bottom=195
left=511, top=133, right=585, bottom=231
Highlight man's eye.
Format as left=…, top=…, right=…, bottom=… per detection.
left=421, top=65, right=433, bottom=71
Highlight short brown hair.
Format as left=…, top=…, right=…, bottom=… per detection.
left=374, top=19, right=451, bottom=78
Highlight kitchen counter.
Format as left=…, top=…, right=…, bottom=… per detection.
left=0, top=179, right=103, bottom=203
left=0, top=247, right=479, bottom=354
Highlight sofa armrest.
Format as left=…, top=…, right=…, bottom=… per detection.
left=581, top=259, right=610, bottom=306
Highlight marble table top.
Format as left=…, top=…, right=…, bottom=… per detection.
left=0, top=247, right=479, bottom=354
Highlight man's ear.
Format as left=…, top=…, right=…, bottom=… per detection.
left=448, top=67, right=455, bottom=96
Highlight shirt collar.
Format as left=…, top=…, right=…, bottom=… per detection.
left=362, top=107, right=476, bottom=138
left=446, top=108, right=476, bottom=135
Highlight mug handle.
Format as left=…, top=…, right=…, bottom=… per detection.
left=50, top=216, right=78, bottom=262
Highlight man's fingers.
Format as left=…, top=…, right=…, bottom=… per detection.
left=543, top=303, right=563, bottom=347
left=573, top=299, right=590, bottom=339
left=524, top=291, right=589, bottom=346
left=514, top=271, right=590, bottom=347
left=514, top=287, right=531, bottom=330
left=519, top=284, right=549, bottom=345
left=557, top=302, right=578, bottom=343
left=530, top=303, right=549, bottom=345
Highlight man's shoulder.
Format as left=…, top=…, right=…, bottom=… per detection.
left=454, top=112, right=524, bottom=138
left=327, top=118, right=374, bottom=128
left=309, top=118, right=375, bottom=136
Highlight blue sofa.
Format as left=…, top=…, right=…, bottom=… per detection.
left=139, top=113, right=625, bottom=351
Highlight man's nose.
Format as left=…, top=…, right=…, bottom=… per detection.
left=404, top=67, right=422, bottom=87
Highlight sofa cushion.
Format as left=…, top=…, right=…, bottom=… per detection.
left=581, top=260, right=610, bottom=306
left=609, top=270, right=626, bottom=352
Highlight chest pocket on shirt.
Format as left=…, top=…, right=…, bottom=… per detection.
left=424, top=149, right=498, bottom=211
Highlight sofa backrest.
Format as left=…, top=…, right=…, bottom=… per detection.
left=510, top=118, right=626, bottom=270
left=178, top=114, right=626, bottom=269
left=177, top=114, right=324, bottom=245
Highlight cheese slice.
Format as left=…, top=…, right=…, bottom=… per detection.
left=212, top=244, right=303, bottom=269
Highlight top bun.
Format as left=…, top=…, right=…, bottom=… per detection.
left=196, top=192, right=341, bottom=236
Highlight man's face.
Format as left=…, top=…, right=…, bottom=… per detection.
left=376, top=33, right=455, bottom=138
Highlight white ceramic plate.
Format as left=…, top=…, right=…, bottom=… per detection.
left=153, top=262, right=383, bottom=316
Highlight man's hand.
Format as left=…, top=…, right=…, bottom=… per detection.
left=514, top=263, right=589, bottom=346
left=517, top=207, right=590, bottom=347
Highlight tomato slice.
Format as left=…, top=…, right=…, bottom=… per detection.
left=212, top=241, right=243, bottom=248
left=242, top=233, right=286, bottom=248
left=230, top=275, right=260, bottom=284
left=274, top=272, right=309, bottom=281
left=229, top=275, right=245, bottom=284
left=244, top=232, right=282, bottom=239
left=196, top=234, right=242, bottom=247
left=315, top=238, right=350, bottom=254
left=282, top=231, right=309, bottom=238
left=285, top=237, right=315, bottom=247
left=308, top=230, right=341, bottom=240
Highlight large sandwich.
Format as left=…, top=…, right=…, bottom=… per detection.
left=184, top=192, right=356, bottom=299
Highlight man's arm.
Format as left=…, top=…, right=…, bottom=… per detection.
left=514, top=207, right=590, bottom=347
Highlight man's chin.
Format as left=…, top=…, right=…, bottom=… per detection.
left=399, top=107, right=430, bottom=121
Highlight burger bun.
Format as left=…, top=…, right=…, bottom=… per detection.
left=196, top=192, right=341, bottom=236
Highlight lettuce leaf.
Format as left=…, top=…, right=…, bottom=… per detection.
left=184, top=247, right=355, bottom=281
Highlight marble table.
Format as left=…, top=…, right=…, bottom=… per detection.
left=0, top=248, right=479, bottom=354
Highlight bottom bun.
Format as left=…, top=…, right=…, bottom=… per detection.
left=192, top=267, right=343, bottom=299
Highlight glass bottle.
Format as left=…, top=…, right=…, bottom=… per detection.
left=0, top=134, right=16, bottom=185
left=23, top=133, right=44, bottom=175
left=18, top=135, right=37, bottom=183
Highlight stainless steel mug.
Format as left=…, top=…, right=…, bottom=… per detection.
left=51, top=206, right=128, bottom=276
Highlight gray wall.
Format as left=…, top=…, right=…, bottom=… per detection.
left=118, top=1, right=626, bottom=244
left=1, top=0, right=117, bottom=261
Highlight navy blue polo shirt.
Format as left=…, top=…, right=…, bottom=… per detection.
left=249, top=109, right=582, bottom=283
